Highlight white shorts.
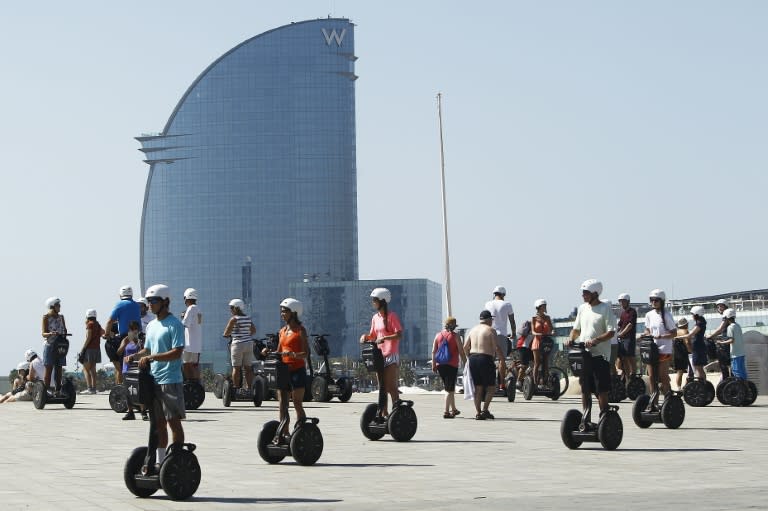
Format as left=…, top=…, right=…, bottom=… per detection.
left=182, top=351, right=200, bottom=364
left=231, top=341, right=255, bottom=367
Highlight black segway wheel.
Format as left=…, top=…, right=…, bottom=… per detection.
left=360, top=403, right=386, bottom=441
left=660, top=394, right=685, bottom=429
left=257, top=420, right=287, bottom=464
left=183, top=381, right=205, bottom=410
left=549, top=372, right=561, bottom=401
left=303, top=376, right=315, bottom=402
left=290, top=423, right=324, bottom=466
left=63, top=380, right=76, bottom=409
left=722, top=379, right=746, bottom=407
left=626, top=376, right=646, bottom=401
left=522, top=377, right=534, bottom=401
left=109, top=385, right=129, bottom=413
left=159, top=446, right=201, bottom=501
left=252, top=377, right=264, bottom=407
left=222, top=379, right=232, bottom=407
left=598, top=411, right=623, bottom=450
left=33, top=381, right=47, bottom=410
left=311, top=377, right=330, bottom=402
left=124, top=447, right=158, bottom=498
left=716, top=377, right=736, bottom=405
left=505, top=377, right=516, bottom=402
left=560, top=409, right=583, bottom=449
left=743, top=381, right=758, bottom=406
left=632, top=394, right=653, bottom=428
left=704, top=380, right=716, bottom=406
left=683, top=380, right=708, bottom=407
left=213, top=373, right=224, bottom=399
left=608, top=374, right=626, bottom=403
left=338, top=377, right=353, bottom=402
left=388, top=404, right=418, bottom=442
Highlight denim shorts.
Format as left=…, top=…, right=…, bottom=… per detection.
left=289, top=367, right=307, bottom=389
left=731, top=356, right=748, bottom=380
left=384, top=353, right=400, bottom=368
left=42, top=341, right=66, bottom=367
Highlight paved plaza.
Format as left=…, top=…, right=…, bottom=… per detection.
left=2, top=389, right=766, bottom=510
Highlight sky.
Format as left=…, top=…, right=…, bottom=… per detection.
left=1, top=1, right=766, bottom=372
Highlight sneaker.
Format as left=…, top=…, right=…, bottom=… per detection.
left=78, top=389, right=91, bottom=395
left=122, top=412, right=136, bottom=421
left=90, top=388, right=98, bottom=394
left=475, top=413, right=486, bottom=420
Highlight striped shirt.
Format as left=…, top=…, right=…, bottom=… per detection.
left=231, top=315, right=254, bottom=344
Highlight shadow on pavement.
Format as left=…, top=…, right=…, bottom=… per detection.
left=191, top=497, right=343, bottom=504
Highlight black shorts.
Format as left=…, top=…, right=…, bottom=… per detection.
left=673, top=340, right=690, bottom=371
left=579, top=356, right=611, bottom=394
left=617, top=337, right=636, bottom=358
left=691, top=348, right=708, bottom=367
left=437, top=364, right=458, bottom=392
left=469, top=354, right=495, bottom=387
left=288, top=367, right=307, bottom=390
left=517, top=347, right=531, bottom=366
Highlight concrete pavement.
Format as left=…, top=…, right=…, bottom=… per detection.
left=1, top=390, right=766, bottom=510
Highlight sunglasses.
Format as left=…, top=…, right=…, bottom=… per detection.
left=650, top=298, right=662, bottom=303
left=147, top=297, right=164, bottom=304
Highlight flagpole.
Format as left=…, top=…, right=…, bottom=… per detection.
left=437, top=92, right=452, bottom=317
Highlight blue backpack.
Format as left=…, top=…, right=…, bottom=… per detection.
left=435, top=336, right=451, bottom=364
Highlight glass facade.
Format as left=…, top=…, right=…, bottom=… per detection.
left=137, top=19, right=358, bottom=372
left=289, top=279, right=443, bottom=360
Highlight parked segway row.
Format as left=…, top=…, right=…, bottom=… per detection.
left=561, top=342, right=623, bottom=450
left=359, top=341, right=418, bottom=442
left=33, top=334, right=76, bottom=410
left=123, top=364, right=201, bottom=500
left=310, top=334, right=353, bottom=402
left=257, top=350, right=323, bottom=466
left=632, top=336, right=685, bottom=429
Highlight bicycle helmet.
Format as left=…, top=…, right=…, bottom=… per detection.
left=723, top=308, right=736, bottom=319
left=617, top=293, right=630, bottom=302
left=145, top=284, right=170, bottom=300
left=580, top=279, right=602, bottom=296
left=649, top=289, right=666, bottom=302
left=184, top=288, right=198, bottom=300
left=17, top=361, right=29, bottom=372
left=280, top=298, right=303, bottom=319
left=534, top=298, right=547, bottom=309
left=493, top=285, right=506, bottom=296
left=136, top=298, right=148, bottom=306
left=119, top=285, right=133, bottom=298
left=25, top=349, right=37, bottom=362
left=85, top=309, right=97, bottom=319
left=45, top=297, right=61, bottom=309
left=370, top=288, right=391, bottom=303
left=690, top=305, right=705, bottom=317
left=229, top=298, right=245, bottom=312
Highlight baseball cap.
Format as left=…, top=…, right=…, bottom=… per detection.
left=479, top=310, right=493, bottom=320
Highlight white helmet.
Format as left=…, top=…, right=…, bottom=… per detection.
left=649, top=289, right=666, bottom=302
left=25, top=349, right=37, bottom=362
left=370, top=287, right=391, bottom=303
left=45, top=297, right=61, bottom=309
left=85, top=309, right=97, bottom=319
left=145, top=284, right=170, bottom=300
left=690, top=305, right=705, bottom=317
left=17, top=362, right=29, bottom=371
left=580, top=279, right=602, bottom=295
left=184, top=288, right=198, bottom=300
left=723, top=308, right=736, bottom=319
left=534, top=298, right=547, bottom=309
left=715, top=299, right=728, bottom=307
left=493, top=285, right=506, bottom=296
left=119, top=285, right=133, bottom=298
left=280, top=298, right=303, bottom=319
left=137, top=298, right=148, bottom=306
left=229, top=299, right=245, bottom=312
left=617, top=293, right=630, bottom=301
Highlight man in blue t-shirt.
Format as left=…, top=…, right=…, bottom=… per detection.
left=105, top=285, right=141, bottom=384
left=127, top=284, right=186, bottom=468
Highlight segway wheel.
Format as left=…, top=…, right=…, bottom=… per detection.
left=388, top=404, right=418, bottom=442
left=722, top=379, right=746, bottom=407
left=608, top=375, right=626, bottom=403
left=505, top=377, right=516, bottom=402
left=303, top=376, right=315, bottom=402
left=109, top=385, right=129, bottom=413
left=626, top=376, right=646, bottom=401
left=290, top=423, right=324, bottom=466
left=549, top=373, right=561, bottom=401
left=213, top=373, right=224, bottom=399
left=183, top=381, right=205, bottom=410
left=159, top=447, right=201, bottom=500
left=660, top=394, right=685, bottom=429
left=598, top=411, right=623, bottom=450
left=257, top=420, right=287, bottom=464
left=311, top=377, right=330, bottom=403
left=743, top=381, right=758, bottom=406
left=222, top=379, right=232, bottom=407
left=716, top=377, right=736, bottom=405
left=338, top=377, right=353, bottom=402
left=360, top=403, right=386, bottom=441
left=632, top=394, right=653, bottom=428
left=63, top=380, right=76, bottom=409
left=683, top=381, right=707, bottom=407
left=33, top=381, right=47, bottom=410
left=252, top=377, right=264, bottom=407
left=704, top=380, right=716, bottom=406
left=522, top=377, right=534, bottom=401
left=124, top=447, right=158, bottom=498
left=560, top=409, right=583, bottom=449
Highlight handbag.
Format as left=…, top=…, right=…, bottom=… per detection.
left=77, top=351, right=86, bottom=364
left=434, top=336, right=451, bottom=365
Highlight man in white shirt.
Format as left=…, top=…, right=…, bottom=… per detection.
left=181, top=288, right=203, bottom=381
left=484, top=286, right=516, bottom=390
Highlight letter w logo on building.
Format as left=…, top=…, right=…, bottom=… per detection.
left=322, top=28, right=346, bottom=46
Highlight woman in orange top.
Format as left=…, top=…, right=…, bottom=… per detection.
left=531, top=299, right=554, bottom=387
left=276, top=298, right=309, bottom=435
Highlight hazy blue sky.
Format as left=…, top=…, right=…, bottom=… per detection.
left=1, top=1, right=765, bottom=372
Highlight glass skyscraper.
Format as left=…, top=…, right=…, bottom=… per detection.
left=136, top=19, right=358, bottom=371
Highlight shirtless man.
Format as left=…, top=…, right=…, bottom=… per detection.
left=464, top=310, right=505, bottom=420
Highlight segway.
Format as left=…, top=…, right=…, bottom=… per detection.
left=359, top=341, right=418, bottom=442
left=309, top=334, right=353, bottom=402
left=109, top=384, right=131, bottom=413
left=503, top=351, right=518, bottom=402
left=632, top=336, right=685, bottom=429
left=33, top=334, right=76, bottom=410
left=183, top=380, right=205, bottom=410
left=123, top=364, right=201, bottom=500
left=521, top=337, right=561, bottom=401
left=560, top=342, right=623, bottom=450
left=624, top=373, right=647, bottom=400
left=219, top=337, right=265, bottom=407
left=682, top=377, right=715, bottom=407
left=256, top=352, right=323, bottom=466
